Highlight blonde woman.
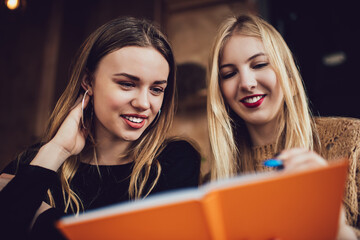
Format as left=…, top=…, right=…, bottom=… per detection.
left=207, top=14, right=360, bottom=238
left=0, top=16, right=200, bottom=239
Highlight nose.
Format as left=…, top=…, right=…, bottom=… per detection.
left=131, top=89, right=150, bottom=111
left=238, top=69, right=257, bottom=91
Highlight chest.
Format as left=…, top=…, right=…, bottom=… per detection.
left=66, top=165, right=133, bottom=211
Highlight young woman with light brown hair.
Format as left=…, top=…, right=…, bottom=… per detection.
left=0, top=16, right=200, bottom=239
left=207, top=14, right=360, bottom=238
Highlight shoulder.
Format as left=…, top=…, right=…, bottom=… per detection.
left=314, top=116, right=360, bottom=128
left=1, top=143, right=43, bottom=174
left=314, top=116, right=360, bottom=140
left=314, top=116, right=360, bottom=158
left=158, top=139, right=201, bottom=168
left=160, top=139, right=201, bottom=156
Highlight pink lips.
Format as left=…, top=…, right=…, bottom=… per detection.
left=240, top=94, right=266, bottom=108
left=121, top=114, right=148, bottom=129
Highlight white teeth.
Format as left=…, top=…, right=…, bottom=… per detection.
left=244, top=95, right=263, bottom=103
left=124, top=116, right=143, bottom=123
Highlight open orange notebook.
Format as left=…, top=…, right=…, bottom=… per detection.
left=57, top=160, right=348, bottom=240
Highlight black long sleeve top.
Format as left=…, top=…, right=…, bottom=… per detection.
left=0, top=140, right=201, bottom=240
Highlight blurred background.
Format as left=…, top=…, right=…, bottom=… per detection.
left=0, top=0, right=359, bottom=174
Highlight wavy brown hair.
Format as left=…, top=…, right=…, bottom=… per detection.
left=43, top=16, right=176, bottom=213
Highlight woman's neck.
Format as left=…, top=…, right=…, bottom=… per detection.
left=85, top=120, right=133, bottom=165
left=246, top=120, right=279, bottom=147
left=94, top=137, right=132, bottom=165
left=82, top=134, right=132, bottom=166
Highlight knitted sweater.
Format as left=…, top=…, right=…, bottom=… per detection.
left=252, top=117, right=360, bottom=234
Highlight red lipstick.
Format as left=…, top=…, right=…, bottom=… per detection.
left=121, top=114, right=148, bottom=129
left=240, top=94, right=266, bottom=108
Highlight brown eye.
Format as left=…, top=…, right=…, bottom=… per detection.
left=151, top=87, right=164, bottom=95
left=253, top=63, right=268, bottom=69
left=117, top=81, right=135, bottom=89
left=221, top=71, right=237, bottom=80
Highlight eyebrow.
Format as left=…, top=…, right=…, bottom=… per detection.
left=219, top=52, right=266, bottom=70
left=114, top=73, right=167, bottom=84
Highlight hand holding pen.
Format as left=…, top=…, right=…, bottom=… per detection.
left=263, top=148, right=328, bottom=172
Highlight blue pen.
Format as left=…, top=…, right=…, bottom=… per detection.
left=263, top=159, right=284, bottom=170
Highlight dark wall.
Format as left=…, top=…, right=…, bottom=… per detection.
left=0, top=0, right=53, bottom=169
left=268, top=0, right=360, bottom=118
left=0, top=0, right=156, bottom=170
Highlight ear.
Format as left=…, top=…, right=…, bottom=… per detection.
left=81, top=73, right=93, bottom=96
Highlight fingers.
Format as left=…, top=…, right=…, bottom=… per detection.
left=80, top=93, right=91, bottom=131
left=70, top=93, right=90, bottom=113
left=80, top=92, right=90, bottom=111
left=52, top=93, right=90, bottom=149
left=277, top=148, right=328, bottom=172
left=67, top=93, right=91, bottom=128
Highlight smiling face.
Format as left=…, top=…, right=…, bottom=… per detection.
left=219, top=34, right=284, bottom=129
left=88, top=46, right=169, bottom=143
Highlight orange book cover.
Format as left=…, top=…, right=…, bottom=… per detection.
left=56, top=160, right=348, bottom=240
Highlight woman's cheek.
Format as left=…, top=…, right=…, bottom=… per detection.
left=106, top=91, right=128, bottom=110
left=264, top=69, right=278, bottom=88
left=221, top=81, right=237, bottom=102
left=155, top=96, right=165, bottom=109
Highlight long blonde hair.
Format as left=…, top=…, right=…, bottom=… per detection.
left=207, top=14, right=317, bottom=180
left=42, top=17, right=176, bottom=213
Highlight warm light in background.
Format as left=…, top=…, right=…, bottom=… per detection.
left=5, top=0, right=20, bottom=10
